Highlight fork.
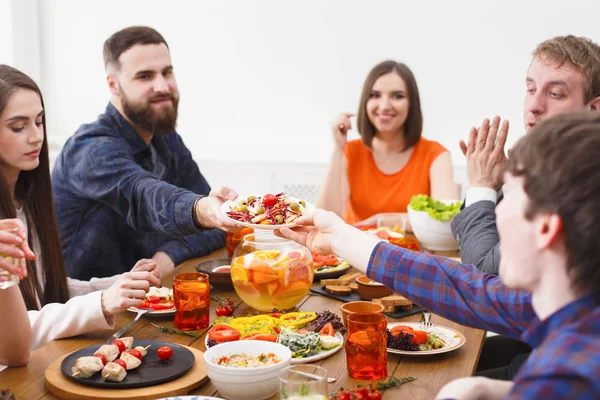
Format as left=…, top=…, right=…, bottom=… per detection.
left=420, top=310, right=434, bottom=329
left=106, top=308, right=149, bottom=344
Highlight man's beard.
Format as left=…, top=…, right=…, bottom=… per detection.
left=120, top=88, right=179, bottom=136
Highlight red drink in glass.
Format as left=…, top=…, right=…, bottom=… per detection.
left=226, top=227, right=254, bottom=258
left=345, top=312, right=388, bottom=380
left=173, top=272, right=210, bottom=330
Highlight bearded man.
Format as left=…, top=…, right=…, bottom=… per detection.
left=52, top=26, right=237, bottom=280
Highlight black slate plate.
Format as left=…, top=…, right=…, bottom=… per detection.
left=61, top=340, right=195, bottom=389
left=310, top=286, right=425, bottom=319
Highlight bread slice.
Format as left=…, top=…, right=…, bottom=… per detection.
left=381, top=295, right=412, bottom=307
left=325, top=285, right=352, bottom=295
left=373, top=298, right=396, bottom=313
left=338, top=272, right=362, bottom=285
left=397, top=304, right=413, bottom=311
left=320, top=278, right=342, bottom=287
left=348, top=282, right=359, bottom=292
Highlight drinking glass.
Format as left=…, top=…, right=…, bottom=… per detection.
left=173, top=272, right=210, bottom=330
left=225, top=227, right=254, bottom=258
left=0, top=226, right=22, bottom=290
left=279, top=365, right=328, bottom=400
left=376, top=213, right=407, bottom=235
left=345, top=312, right=388, bottom=380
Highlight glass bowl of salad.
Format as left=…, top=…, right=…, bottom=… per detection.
left=231, top=232, right=314, bottom=311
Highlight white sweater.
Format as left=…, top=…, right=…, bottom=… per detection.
left=18, top=210, right=117, bottom=350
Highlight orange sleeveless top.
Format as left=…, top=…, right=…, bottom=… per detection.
left=344, top=137, right=447, bottom=224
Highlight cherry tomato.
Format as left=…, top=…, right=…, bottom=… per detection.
left=214, top=297, right=236, bottom=317
left=146, top=295, right=160, bottom=304
left=331, top=388, right=353, bottom=400
left=353, top=385, right=370, bottom=398
left=93, top=353, right=107, bottom=365
left=128, top=349, right=143, bottom=361
left=157, top=346, right=173, bottom=360
left=367, top=389, right=382, bottom=400
left=112, top=339, right=126, bottom=353
left=113, top=359, right=127, bottom=370
left=262, top=194, right=277, bottom=207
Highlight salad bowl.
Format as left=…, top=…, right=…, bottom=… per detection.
left=407, top=195, right=460, bottom=251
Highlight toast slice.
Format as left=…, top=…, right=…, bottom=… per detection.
left=373, top=298, right=396, bottom=313
left=325, top=285, right=352, bottom=295
left=338, top=272, right=362, bottom=285
left=320, top=278, right=342, bottom=286
left=348, top=282, right=359, bottom=292
left=381, top=294, right=413, bottom=307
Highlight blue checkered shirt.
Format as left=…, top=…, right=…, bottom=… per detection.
left=367, top=242, right=600, bottom=399
left=52, top=103, right=225, bottom=280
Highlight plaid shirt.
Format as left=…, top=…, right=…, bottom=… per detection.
left=52, top=103, right=225, bottom=280
left=367, top=242, right=600, bottom=399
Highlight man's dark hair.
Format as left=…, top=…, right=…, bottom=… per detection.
left=508, top=111, right=600, bottom=295
left=103, top=26, right=168, bottom=71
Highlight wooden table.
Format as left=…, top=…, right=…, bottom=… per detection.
left=0, top=248, right=485, bottom=400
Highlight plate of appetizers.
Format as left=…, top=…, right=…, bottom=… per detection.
left=386, top=322, right=466, bottom=356
left=128, top=286, right=176, bottom=316
left=311, top=252, right=352, bottom=280
left=61, top=338, right=194, bottom=388
left=221, top=192, right=314, bottom=230
left=205, top=311, right=346, bottom=364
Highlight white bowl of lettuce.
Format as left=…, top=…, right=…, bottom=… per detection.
left=407, top=195, right=460, bottom=251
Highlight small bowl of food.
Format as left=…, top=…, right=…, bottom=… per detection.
left=407, top=195, right=461, bottom=251
left=340, top=300, right=385, bottom=326
left=355, top=275, right=393, bottom=301
left=195, top=258, right=234, bottom=290
left=203, top=340, right=292, bottom=400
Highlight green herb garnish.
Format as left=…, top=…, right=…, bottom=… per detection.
left=376, top=376, right=417, bottom=390
left=152, top=323, right=201, bottom=338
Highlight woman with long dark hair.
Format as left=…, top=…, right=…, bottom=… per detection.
left=0, top=64, right=161, bottom=355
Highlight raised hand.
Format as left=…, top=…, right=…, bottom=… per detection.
left=101, top=262, right=161, bottom=316
left=459, top=116, right=509, bottom=191
left=330, top=112, right=354, bottom=150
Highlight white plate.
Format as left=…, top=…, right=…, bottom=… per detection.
left=204, top=332, right=344, bottom=364
left=290, top=332, right=345, bottom=364
left=386, top=321, right=466, bottom=356
left=220, top=195, right=315, bottom=230
left=127, top=306, right=176, bottom=316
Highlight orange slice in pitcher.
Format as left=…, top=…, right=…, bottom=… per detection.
left=272, top=280, right=309, bottom=304
left=265, top=280, right=280, bottom=295
left=234, top=280, right=261, bottom=298
left=231, top=265, right=251, bottom=282
left=253, top=250, right=280, bottom=261
left=279, top=259, right=313, bottom=288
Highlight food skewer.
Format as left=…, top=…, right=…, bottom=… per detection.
left=71, top=356, right=104, bottom=378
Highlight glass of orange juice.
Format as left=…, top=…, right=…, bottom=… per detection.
left=345, top=312, right=388, bottom=380
left=173, top=272, right=210, bottom=330
left=225, top=227, right=254, bottom=258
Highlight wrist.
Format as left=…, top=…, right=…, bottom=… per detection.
left=192, top=196, right=204, bottom=228
left=100, top=290, right=110, bottom=317
left=193, top=197, right=210, bottom=227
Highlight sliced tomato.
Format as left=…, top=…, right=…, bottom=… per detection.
left=146, top=295, right=160, bottom=304
left=389, top=325, right=414, bottom=335
left=313, top=260, right=324, bottom=269
left=208, top=324, right=241, bottom=343
left=319, top=322, right=335, bottom=337
left=321, top=254, right=339, bottom=266
left=408, top=330, right=428, bottom=344
left=140, top=300, right=175, bottom=310
left=267, top=312, right=284, bottom=318
left=243, top=333, right=278, bottom=342
left=297, top=328, right=309, bottom=334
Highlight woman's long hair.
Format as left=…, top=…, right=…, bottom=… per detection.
left=0, top=65, right=69, bottom=309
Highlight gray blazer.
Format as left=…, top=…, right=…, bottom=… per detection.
left=450, top=200, right=501, bottom=274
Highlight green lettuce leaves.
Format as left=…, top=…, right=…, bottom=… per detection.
left=409, top=195, right=461, bottom=221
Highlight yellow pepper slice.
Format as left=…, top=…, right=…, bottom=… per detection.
left=279, top=312, right=317, bottom=327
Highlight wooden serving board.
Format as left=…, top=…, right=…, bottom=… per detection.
left=45, top=345, right=208, bottom=400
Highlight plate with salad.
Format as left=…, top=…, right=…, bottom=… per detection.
left=386, top=321, right=466, bottom=356
left=221, top=192, right=314, bottom=230
left=205, top=310, right=346, bottom=364
left=312, top=252, right=352, bottom=280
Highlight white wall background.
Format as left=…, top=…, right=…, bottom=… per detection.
left=6, top=0, right=600, bottom=195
